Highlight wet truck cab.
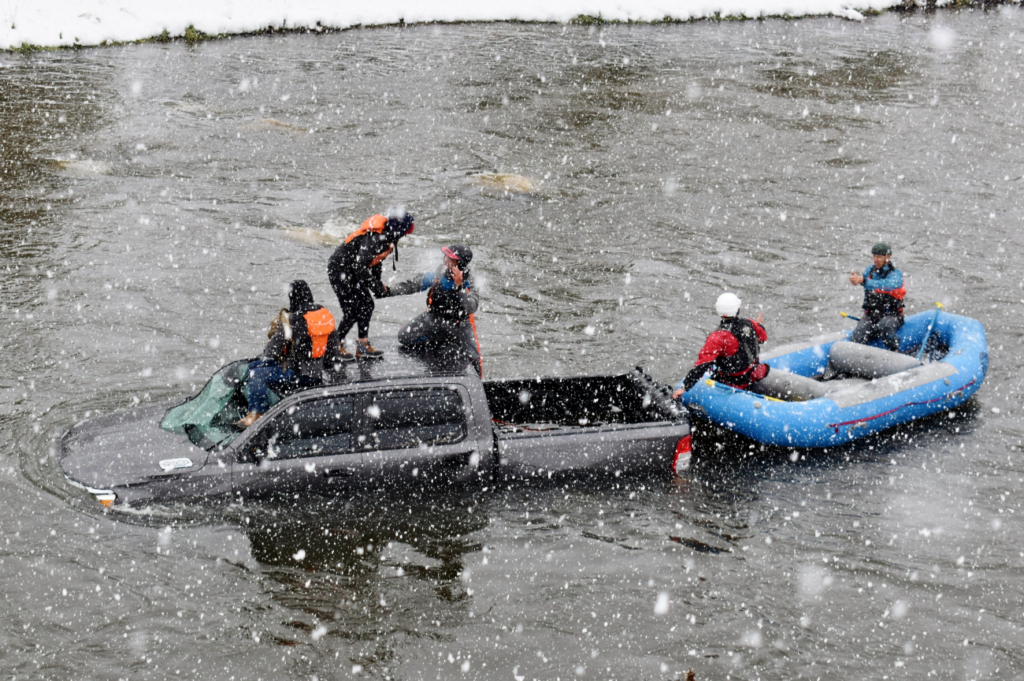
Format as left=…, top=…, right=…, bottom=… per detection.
left=59, top=341, right=690, bottom=509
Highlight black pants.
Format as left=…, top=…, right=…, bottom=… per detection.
left=329, top=269, right=374, bottom=339
left=851, top=314, right=902, bottom=352
left=398, top=311, right=482, bottom=377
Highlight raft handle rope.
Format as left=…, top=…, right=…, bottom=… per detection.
left=826, top=379, right=976, bottom=434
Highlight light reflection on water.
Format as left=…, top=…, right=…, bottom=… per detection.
left=1, top=11, right=1023, bottom=679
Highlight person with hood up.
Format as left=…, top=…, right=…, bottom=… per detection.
left=848, top=241, right=905, bottom=352
left=237, top=280, right=340, bottom=428
left=387, top=244, right=482, bottom=377
left=673, top=292, right=769, bottom=398
left=327, top=208, right=415, bottom=361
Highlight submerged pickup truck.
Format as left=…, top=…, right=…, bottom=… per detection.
left=60, top=340, right=690, bottom=509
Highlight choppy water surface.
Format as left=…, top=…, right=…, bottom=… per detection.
left=2, top=11, right=1024, bottom=679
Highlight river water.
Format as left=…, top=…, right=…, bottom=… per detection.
left=2, top=10, right=1023, bottom=680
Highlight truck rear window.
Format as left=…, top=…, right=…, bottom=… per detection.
left=362, top=388, right=466, bottom=450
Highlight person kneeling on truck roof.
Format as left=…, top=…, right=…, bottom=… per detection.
left=672, top=292, right=769, bottom=398
left=237, top=280, right=341, bottom=428
left=848, top=241, right=905, bottom=352
left=326, top=207, right=415, bottom=361
left=386, top=244, right=482, bottom=377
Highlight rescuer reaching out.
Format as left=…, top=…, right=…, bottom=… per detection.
left=673, top=292, right=769, bottom=398
left=387, top=244, right=482, bottom=377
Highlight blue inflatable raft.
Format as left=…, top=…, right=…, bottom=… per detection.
left=677, top=310, right=988, bottom=448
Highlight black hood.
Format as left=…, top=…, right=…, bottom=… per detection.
left=288, top=279, right=316, bottom=315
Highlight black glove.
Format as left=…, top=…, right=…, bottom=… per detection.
left=682, top=364, right=710, bottom=392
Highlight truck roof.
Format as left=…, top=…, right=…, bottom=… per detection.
left=320, top=338, right=478, bottom=387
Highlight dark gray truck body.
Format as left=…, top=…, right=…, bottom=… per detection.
left=60, top=343, right=690, bottom=509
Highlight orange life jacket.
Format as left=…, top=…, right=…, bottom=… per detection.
left=303, top=307, right=335, bottom=359
left=879, top=286, right=906, bottom=301
left=468, top=313, right=481, bottom=377
left=344, top=214, right=393, bottom=268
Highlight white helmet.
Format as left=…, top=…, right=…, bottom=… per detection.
left=716, top=292, right=741, bottom=317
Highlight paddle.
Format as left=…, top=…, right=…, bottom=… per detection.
left=840, top=311, right=860, bottom=322
left=916, top=302, right=944, bottom=362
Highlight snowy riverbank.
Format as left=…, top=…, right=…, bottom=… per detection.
left=3, top=0, right=917, bottom=50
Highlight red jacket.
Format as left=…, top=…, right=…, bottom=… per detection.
left=695, top=321, right=767, bottom=366
left=682, top=318, right=768, bottom=391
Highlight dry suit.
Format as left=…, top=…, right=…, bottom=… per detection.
left=681, top=316, right=769, bottom=392
left=852, top=262, right=905, bottom=352
left=327, top=213, right=413, bottom=340
left=389, top=263, right=481, bottom=377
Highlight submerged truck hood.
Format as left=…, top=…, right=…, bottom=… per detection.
left=60, top=402, right=209, bottom=489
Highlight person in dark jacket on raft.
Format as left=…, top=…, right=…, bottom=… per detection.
left=848, top=242, right=905, bottom=352
left=672, top=292, right=769, bottom=398
left=387, top=244, right=482, bottom=377
left=327, top=208, right=415, bottom=361
left=237, top=280, right=341, bottom=428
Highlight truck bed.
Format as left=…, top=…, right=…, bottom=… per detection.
left=483, top=368, right=690, bottom=478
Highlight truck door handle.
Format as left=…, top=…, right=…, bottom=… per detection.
left=323, top=468, right=354, bottom=478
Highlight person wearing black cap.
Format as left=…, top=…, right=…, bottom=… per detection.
left=388, top=244, right=482, bottom=376
left=848, top=242, right=906, bottom=352
left=327, top=207, right=415, bottom=361
left=237, top=280, right=341, bottom=428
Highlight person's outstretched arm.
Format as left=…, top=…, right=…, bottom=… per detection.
left=388, top=270, right=435, bottom=297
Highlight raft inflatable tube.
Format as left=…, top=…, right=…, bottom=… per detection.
left=677, top=310, right=988, bottom=448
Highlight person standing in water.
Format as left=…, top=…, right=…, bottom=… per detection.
left=673, top=292, right=769, bottom=397
left=848, top=242, right=905, bottom=352
left=326, top=208, right=414, bottom=360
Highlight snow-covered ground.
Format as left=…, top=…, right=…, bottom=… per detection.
left=3, top=0, right=911, bottom=50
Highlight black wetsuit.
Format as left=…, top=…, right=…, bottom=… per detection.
left=327, top=230, right=394, bottom=339
left=389, top=266, right=482, bottom=376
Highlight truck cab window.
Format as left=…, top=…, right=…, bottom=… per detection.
left=362, top=389, right=466, bottom=450
left=251, top=396, right=354, bottom=460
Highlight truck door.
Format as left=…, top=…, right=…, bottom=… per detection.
left=355, top=386, right=479, bottom=488
left=231, top=394, right=362, bottom=500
